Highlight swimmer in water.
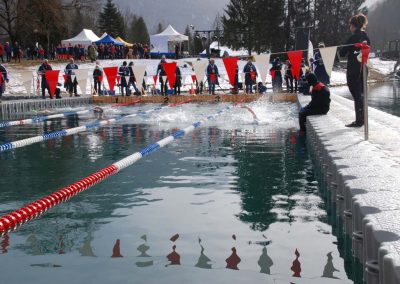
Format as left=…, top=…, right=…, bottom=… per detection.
left=93, top=106, right=104, bottom=119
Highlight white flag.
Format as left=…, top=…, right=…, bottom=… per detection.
left=133, top=65, right=146, bottom=88
left=308, top=40, right=314, bottom=66
left=162, top=76, right=167, bottom=82
left=319, top=46, right=338, bottom=77
left=240, top=72, right=245, bottom=83
left=21, top=71, right=33, bottom=95
left=254, top=54, right=271, bottom=84
left=75, top=69, right=88, bottom=96
left=192, top=60, right=208, bottom=84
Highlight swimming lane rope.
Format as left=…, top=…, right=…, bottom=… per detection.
left=0, top=99, right=242, bottom=234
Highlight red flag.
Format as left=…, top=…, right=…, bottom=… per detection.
left=103, top=67, right=118, bottom=92
left=163, top=62, right=177, bottom=89
left=45, top=70, right=60, bottom=98
left=210, top=74, right=216, bottom=84
left=170, top=233, right=179, bottom=242
left=153, top=75, right=158, bottom=85
left=223, top=57, right=238, bottom=87
left=250, top=71, right=256, bottom=81
left=287, top=50, right=303, bottom=80
left=355, top=41, right=370, bottom=72
left=98, top=76, right=103, bottom=83
left=0, top=74, right=3, bottom=86
left=191, top=74, right=196, bottom=83
left=270, top=69, right=276, bottom=81
left=63, top=74, right=68, bottom=83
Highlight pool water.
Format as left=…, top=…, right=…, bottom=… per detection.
left=333, top=82, right=400, bottom=117
left=0, top=101, right=355, bottom=283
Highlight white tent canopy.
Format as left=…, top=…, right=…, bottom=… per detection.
left=99, top=32, right=108, bottom=40
left=62, top=29, right=100, bottom=47
left=150, top=25, right=188, bottom=53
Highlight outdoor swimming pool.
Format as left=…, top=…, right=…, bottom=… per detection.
left=0, top=101, right=357, bottom=283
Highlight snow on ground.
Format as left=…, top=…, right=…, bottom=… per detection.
left=2, top=57, right=394, bottom=97
left=369, top=57, right=397, bottom=76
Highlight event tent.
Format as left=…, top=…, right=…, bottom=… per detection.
left=150, top=25, right=188, bottom=53
left=99, top=32, right=108, bottom=40
left=95, top=34, right=124, bottom=46
left=116, top=36, right=133, bottom=47
left=61, top=29, right=100, bottom=47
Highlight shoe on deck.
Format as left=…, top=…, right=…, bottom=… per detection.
left=345, top=121, right=364, bottom=128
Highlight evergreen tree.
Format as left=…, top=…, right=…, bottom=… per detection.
left=97, top=0, right=125, bottom=38
left=222, top=0, right=285, bottom=54
left=157, top=22, right=164, bottom=33
left=314, top=0, right=364, bottom=46
left=130, top=16, right=150, bottom=44
left=184, top=25, right=194, bottom=56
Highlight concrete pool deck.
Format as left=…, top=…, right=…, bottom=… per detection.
left=298, top=92, right=400, bottom=284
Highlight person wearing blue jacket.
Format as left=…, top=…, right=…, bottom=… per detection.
left=207, top=59, right=219, bottom=95
left=118, top=61, right=130, bottom=96
left=65, top=58, right=79, bottom=97
left=243, top=60, right=257, bottom=94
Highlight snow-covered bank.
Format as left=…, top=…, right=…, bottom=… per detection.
left=1, top=57, right=394, bottom=97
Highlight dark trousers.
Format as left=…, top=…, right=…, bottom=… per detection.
left=68, top=80, right=78, bottom=95
left=299, top=108, right=326, bottom=131
left=174, top=84, right=181, bottom=95
left=41, top=79, right=50, bottom=98
left=245, top=84, right=253, bottom=94
left=120, top=78, right=129, bottom=96
left=159, top=76, right=168, bottom=96
left=347, top=74, right=364, bottom=124
left=94, top=79, right=101, bottom=94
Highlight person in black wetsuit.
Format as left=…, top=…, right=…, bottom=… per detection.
left=339, top=13, right=370, bottom=128
left=298, top=73, right=331, bottom=133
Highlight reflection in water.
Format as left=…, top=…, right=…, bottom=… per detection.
left=195, top=238, right=212, bottom=269
left=111, top=239, right=123, bottom=258
left=1, top=234, right=9, bottom=253
left=166, top=245, right=181, bottom=265
left=27, top=234, right=43, bottom=255
left=58, top=235, right=65, bottom=254
left=322, top=252, right=340, bottom=279
left=258, top=247, right=273, bottom=274
left=226, top=247, right=241, bottom=270
left=79, top=233, right=96, bottom=257
left=136, top=234, right=154, bottom=267
left=291, top=249, right=301, bottom=277
left=166, top=233, right=181, bottom=265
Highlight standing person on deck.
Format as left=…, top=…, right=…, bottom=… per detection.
left=313, top=43, right=330, bottom=85
left=128, top=61, right=140, bottom=95
left=157, top=55, right=168, bottom=96
left=339, top=13, right=370, bottom=128
left=298, top=73, right=331, bottom=133
left=243, top=60, right=257, bottom=94
left=38, top=59, right=53, bottom=99
left=118, top=61, right=130, bottom=96
left=174, top=65, right=182, bottom=95
left=0, top=63, right=9, bottom=103
left=65, top=59, right=79, bottom=97
left=271, top=57, right=283, bottom=92
left=93, top=63, right=103, bottom=95
left=207, top=59, right=219, bottom=95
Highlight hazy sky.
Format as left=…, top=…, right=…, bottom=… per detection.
left=115, top=0, right=230, bottom=34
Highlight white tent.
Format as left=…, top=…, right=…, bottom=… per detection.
left=150, top=25, right=188, bottom=53
left=99, top=32, right=108, bottom=40
left=62, top=29, right=100, bottom=47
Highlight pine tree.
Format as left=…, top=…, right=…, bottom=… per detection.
left=130, top=16, right=150, bottom=44
left=157, top=22, right=164, bottom=33
left=98, top=0, right=125, bottom=38
left=222, top=0, right=285, bottom=54
left=184, top=25, right=194, bottom=56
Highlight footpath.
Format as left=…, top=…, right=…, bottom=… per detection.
left=298, top=92, right=400, bottom=284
